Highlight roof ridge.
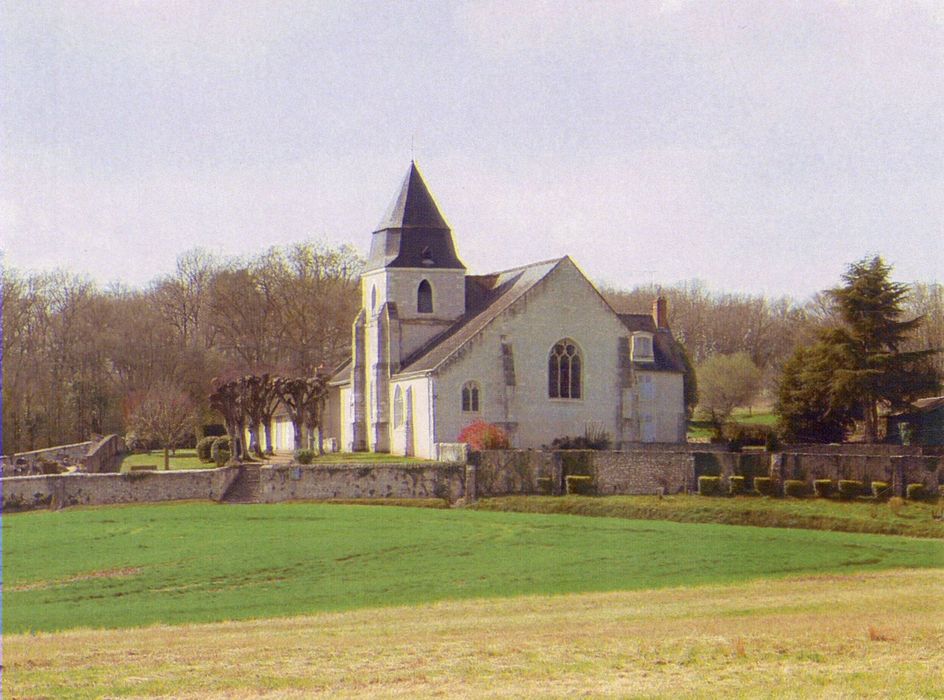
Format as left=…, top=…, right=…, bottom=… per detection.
left=472, top=256, right=566, bottom=279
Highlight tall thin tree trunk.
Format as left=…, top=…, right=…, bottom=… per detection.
left=264, top=421, right=274, bottom=455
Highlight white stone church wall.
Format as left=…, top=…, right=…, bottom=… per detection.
left=435, top=260, right=635, bottom=449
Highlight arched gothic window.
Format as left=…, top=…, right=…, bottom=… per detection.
left=417, top=279, right=433, bottom=313
left=461, top=381, right=480, bottom=412
left=548, top=339, right=582, bottom=399
left=393, top=386, right=404, bottom=427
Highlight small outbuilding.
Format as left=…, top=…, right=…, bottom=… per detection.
left=887, top=396, right=944, bottom=446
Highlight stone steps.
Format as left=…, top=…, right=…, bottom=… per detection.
left=222, top=465, right=261, bottom=503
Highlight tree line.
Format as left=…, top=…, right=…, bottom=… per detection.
left=3, top=244, right=941, bottom=455
left=2, top=242, right=362, bottom=454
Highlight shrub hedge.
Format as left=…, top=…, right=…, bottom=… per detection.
left=753, top=477, right=778, bottom=497
left=783, top=479, right=809, bottom=498
left=906, top=483, right=927, bottom=501
left=871, top=481, right=891, bottom=500
left=211, top=437, right=232, bottom=467
left=565, top=475, right=594, bottom=496
left=294, top=449, right=316, bottom=465
left=698, top=476, right=723, bottom=497
left=728, top=475, right=746, bottom=495
left=837, top=480, right=863, bottom=500
left=196, top=436, right=216, bottom=463
left=813, top=479, right=834, bottom=498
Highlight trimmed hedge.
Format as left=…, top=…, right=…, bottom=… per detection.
left=783, top=480, right=809, bottom=498
left=906, top=483, right=927, bottom=501
left=837, top=480, right=863, bottom=500
left=535, top=477, right=554, bottom=495
left=565, top=475, right=594, bottom=496
left=813, top=479, right=834, bottom=498
left=753, top=477, right=779, bottom=497
left=698, top=476, right=723, bottom=497
left=211, top=437, right=232, bottom=467
left=294, top=449, right=316, bottom=465
left=871, top=481, right=891, bottom=500
left=196, top=436, right=216, bottom=463
left=728, top=476, right=746, bottom=495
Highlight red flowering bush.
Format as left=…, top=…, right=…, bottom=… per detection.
left=457, top=421, right=510, bottom=450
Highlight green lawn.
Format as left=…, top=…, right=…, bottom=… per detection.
left=4, top=502, right=941, bottom=633
left=119, top=449, right=207, bottom=472
left=688, top=408, right=778, bottom=440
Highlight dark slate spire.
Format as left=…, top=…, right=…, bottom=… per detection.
left=366, top=162, right=465, bottom=271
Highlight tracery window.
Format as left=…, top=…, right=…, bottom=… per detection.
left=548, top=339, right=582, bottom=399
left=393, top=386, right=404, bottom=427
left=417, top=280, right=433, bottom=313
left=461, top=381, right=480, bottom=412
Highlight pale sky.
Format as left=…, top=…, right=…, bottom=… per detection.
left=3, top=1, right=942, bottom=298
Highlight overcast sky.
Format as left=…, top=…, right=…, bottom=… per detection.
left=3, top=1, right=942, bottom=299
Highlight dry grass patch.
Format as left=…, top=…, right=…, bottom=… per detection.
left=6, top=569, right=943, bottom=699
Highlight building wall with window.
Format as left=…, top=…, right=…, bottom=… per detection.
left=432, top=259, right=675, bottom=449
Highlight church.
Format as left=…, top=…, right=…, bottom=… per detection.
left=321, top=163, right=687, bottom=458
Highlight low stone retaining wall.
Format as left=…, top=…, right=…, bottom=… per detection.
left=83, top=434, right=126, bottom=473
left=4, top=445, right=940, bottom=512
left=258, top=463, right=466, bottom=503
left=1, top=441, right=94, bottom=475
left=2, top=467, right=240, bottom=512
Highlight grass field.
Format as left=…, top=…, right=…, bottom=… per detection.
left=119, top=449, right=207, bottom=472
left=5, top=502, right=942, bottom=633
left=688, top=408, right=777, bottom=440
left=474, top=494, right=944, bottom=538
left=6, top=569, right=943, bottom=698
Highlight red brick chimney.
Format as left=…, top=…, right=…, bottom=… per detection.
left=652, top=296, right=668, bottom=329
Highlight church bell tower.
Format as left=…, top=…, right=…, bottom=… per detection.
left=350, top=162, right=466, bottom=451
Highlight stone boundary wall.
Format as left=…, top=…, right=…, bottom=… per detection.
left=2, top=467, right=240, bottom=512
left=257, top=463, right=466, bottom=503
left=592, top=451, right=694, bottom=495
left=781, top=443, right=944, bottom=456
left=1, top=441, right=94, bottom=474
left=473, top=447, right=942, bottom=498
left=83, top=434, right=126, bottom=473
left=3, top=446, right=940, bottom=513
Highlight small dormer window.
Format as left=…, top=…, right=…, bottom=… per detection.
left=417, top=280, right=433, bottom=313
left=420, top=246, right=434, bottom=266
left=631, top=333, right=653, bottom=361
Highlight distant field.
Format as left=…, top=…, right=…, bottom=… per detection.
left=119, top=449, right=206, bottom=472
left=4, top=502, right=941, bottom=633
left=6, top=569, right=943, bottom=698
left=688, top=408, right=777, bottom=440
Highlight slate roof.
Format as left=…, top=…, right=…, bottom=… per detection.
left=366, top=162, right=465, bottom=271
left=616, top=313, right=687, bottom=373
left=398, top=258, right=564, bottom=373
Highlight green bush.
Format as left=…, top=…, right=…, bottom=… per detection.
left=871, top=481, right=891, bottom=500
left=783, top=480, right=809, bottom=498
left=211, top=436, right=232, bottom=467
left=535, top=477, right=554, bottom=495
left=294, top=449, right=316, bottom=465
left=837, top=480, right=863, bottom=500
left=698, top=476, right=723, bottom=496
left=196, top=436, right=216, bottom=463
left=753, top=477, right=779, bottom=497
left=728, top=475, right=746, bottom=495
left=813, top=479, right=834, bottom=498
left=565, top=475, right=594, bottom=496
left=906, top=483, right=927, bottom=501
left=722, top=422, right=774, bottom=448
